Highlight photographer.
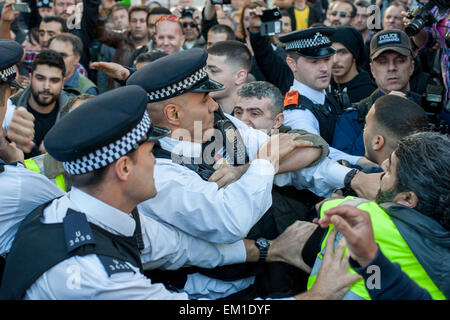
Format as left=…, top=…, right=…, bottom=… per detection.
left=404, top=0, right=450, bottom=127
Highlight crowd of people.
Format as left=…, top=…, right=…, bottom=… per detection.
left=0, top=0, right=448, bottom=301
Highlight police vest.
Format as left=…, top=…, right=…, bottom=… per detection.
left=0, top=200, right=145, bottom=300
left=24, top=156, right=66, bottom=191
left=284, top=91, right=343, bottom=144
left=306, top=197, right=447, bottom=300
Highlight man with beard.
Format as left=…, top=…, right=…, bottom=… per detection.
left=311, top=131, right=450, bottom=300
left=329, top=26, right=376, bottom=104
left=7, top=50, right=73, bottom=158
left=328, top=0, right=356, bottom=27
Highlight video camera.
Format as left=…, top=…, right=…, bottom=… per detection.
left=181, top=7, right=196, bottom=18
left=422, top=83, right=449, bottom=134
left=260, top=8, right=282, bottom=36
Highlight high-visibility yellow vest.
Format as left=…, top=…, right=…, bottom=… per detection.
left=307, top=197, right=446, bottom=300
left=24, top=156, right=66, bottom=191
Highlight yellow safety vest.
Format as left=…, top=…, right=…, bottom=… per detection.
left=24, top=157, right=66, bottom=191
left=307, top=196, right=446, bottom=300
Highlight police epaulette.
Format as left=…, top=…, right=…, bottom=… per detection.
left=284, top=90, right=299, bottom=108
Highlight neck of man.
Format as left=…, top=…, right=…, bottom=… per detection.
left=333, top=63, right=359, bottom=84
left=80, top=183, right=138, bottom=214
left=28, top=91, right=57, bottom=114
left=295, top=0, right=307, bottom=9
left=360, top=28, right=370, bottom=42
left=217, top=91, right=238, bottom=115
left=134, top=35, right=150, bottom=48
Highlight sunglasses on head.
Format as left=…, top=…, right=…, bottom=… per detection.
left=156, top=15, right=179, bottom=23
left=182, top=22, right=197, bottom=28
left=331, top=11, right=349, bottom=18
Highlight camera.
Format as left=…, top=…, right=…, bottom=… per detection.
left=210, top=0, right=231, bottom=5
left=421, top=83, right=449, bottom=134
left=260, top=8, right=282, bottom=36
left=405, top=1, right=436, bottom=36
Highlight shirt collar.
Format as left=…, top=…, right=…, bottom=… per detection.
left=64, top=71, right=79, bottom=87
left=290, top=79, right=326, bottom=104
left=159, top=136, right=203, bottom=158
left=68, top=187, right=136, bottom=236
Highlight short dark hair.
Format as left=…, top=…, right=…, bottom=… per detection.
left=208, top=24, right=235, bottom=41
left=394, top=132, right=450, bottom=230
left=48, top=33, right=83, bottom=57
left=148, top=6, right=171, bottom=16
left=69, top=150, right=138, bottom=188
left=129, top=5, right=149, bottom=23
left=41, top=16, right=68, bottom=33
left=337, top=0, right=357, bottom=17
left=372, top=95, right=427, bottom=147
left=386, top=0, right=408, bottom=11
left=32, top=49, right=66, bottom=77
left=237, top=81, right=284, bottom=118
left=354, top=0, right=371, bottom=8
left=135, top=49, right=168, bottom=65
left=111, top=4, right=129, bottom=15
left=207, top=40, right=252, bottom=71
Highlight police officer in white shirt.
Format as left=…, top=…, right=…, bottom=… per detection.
left=0, top=40, right=65, bottom=260
left=0, top=85, right=324, bottom=300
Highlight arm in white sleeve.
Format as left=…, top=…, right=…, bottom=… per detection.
left=140, top=214, right=247, bottom=270
left=138, top=158, right=275, bottom=244
left=282, top=109, right=320, bottom=136
left=329, top=147, right=362, bottom=165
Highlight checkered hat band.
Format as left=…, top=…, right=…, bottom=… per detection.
left=0, top=66, right=17, bottom=81
left=63, top=112, right=151, bottom=175
left=147, top=66, right=208, bottom=102
left=285, top=34, right=331, bottom=51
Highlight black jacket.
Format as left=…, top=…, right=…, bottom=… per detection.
left=329, top=69, right=377, bottom=105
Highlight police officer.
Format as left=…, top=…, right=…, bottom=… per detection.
left=0, top=85, right=321, bottom=299
left=126, top=48, right=380, bottom=298
left=0, top=40, right=65, bottom=263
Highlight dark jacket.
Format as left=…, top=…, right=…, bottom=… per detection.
left=96, top=20, right=137, bottom=90
left=286, top=4, right=322, bottom=31
left=249, top=30, right=293, bottom=94
left=332, top=89, right=423, bottom=156
left=329, top=69, right=377, bottom=105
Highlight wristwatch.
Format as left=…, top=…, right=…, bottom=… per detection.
left=255, top=238, right=271, bottom=262
left=344, top=168, right=360, bottom=192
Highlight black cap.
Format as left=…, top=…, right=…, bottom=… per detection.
left=370, top=29, right=412, bottom=60
left=0, top=40, right=24, bottom=89
left=127, top=48, right=224, bottom=102
left=331, top=26, right=366, bottom=66
left=279, top=27, right=336, bottom=59
left=44, top=85, right=170, bottom=175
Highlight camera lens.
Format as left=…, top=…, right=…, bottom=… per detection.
left=405, top=18, right=424, bottom=37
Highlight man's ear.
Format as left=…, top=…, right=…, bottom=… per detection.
left=163, top=103, right=182, bottom=126
left=393, top=191, right=419, bottom=209
left=272, top=113, right=284, bottom=129
left=74, top=54, right=81, bottom=64
left=372, top=134, right=385, bottom=151
left=409, top=57, right=415, bottom=77
left=286, top=56, right=297, bottom=74
left=112, top=156, right=133, bottom=182
left=235, top=69, right=248, bottom=86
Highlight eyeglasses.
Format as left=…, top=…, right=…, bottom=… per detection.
left=331, top=11, right=349, bottom=18
left=156, top=15, right=179, bottom=23
left=182, top=22, right=197, bottom=28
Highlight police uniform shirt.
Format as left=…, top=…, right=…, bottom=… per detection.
left=0, top=163, right=65, bottom=256
left=282, top=79, right=362, bottom=165
left=1, top=99, right=15, bottom=133
left=138, top=113, right=355, bottom=248
left=25, top=187, right=247, bottom=299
